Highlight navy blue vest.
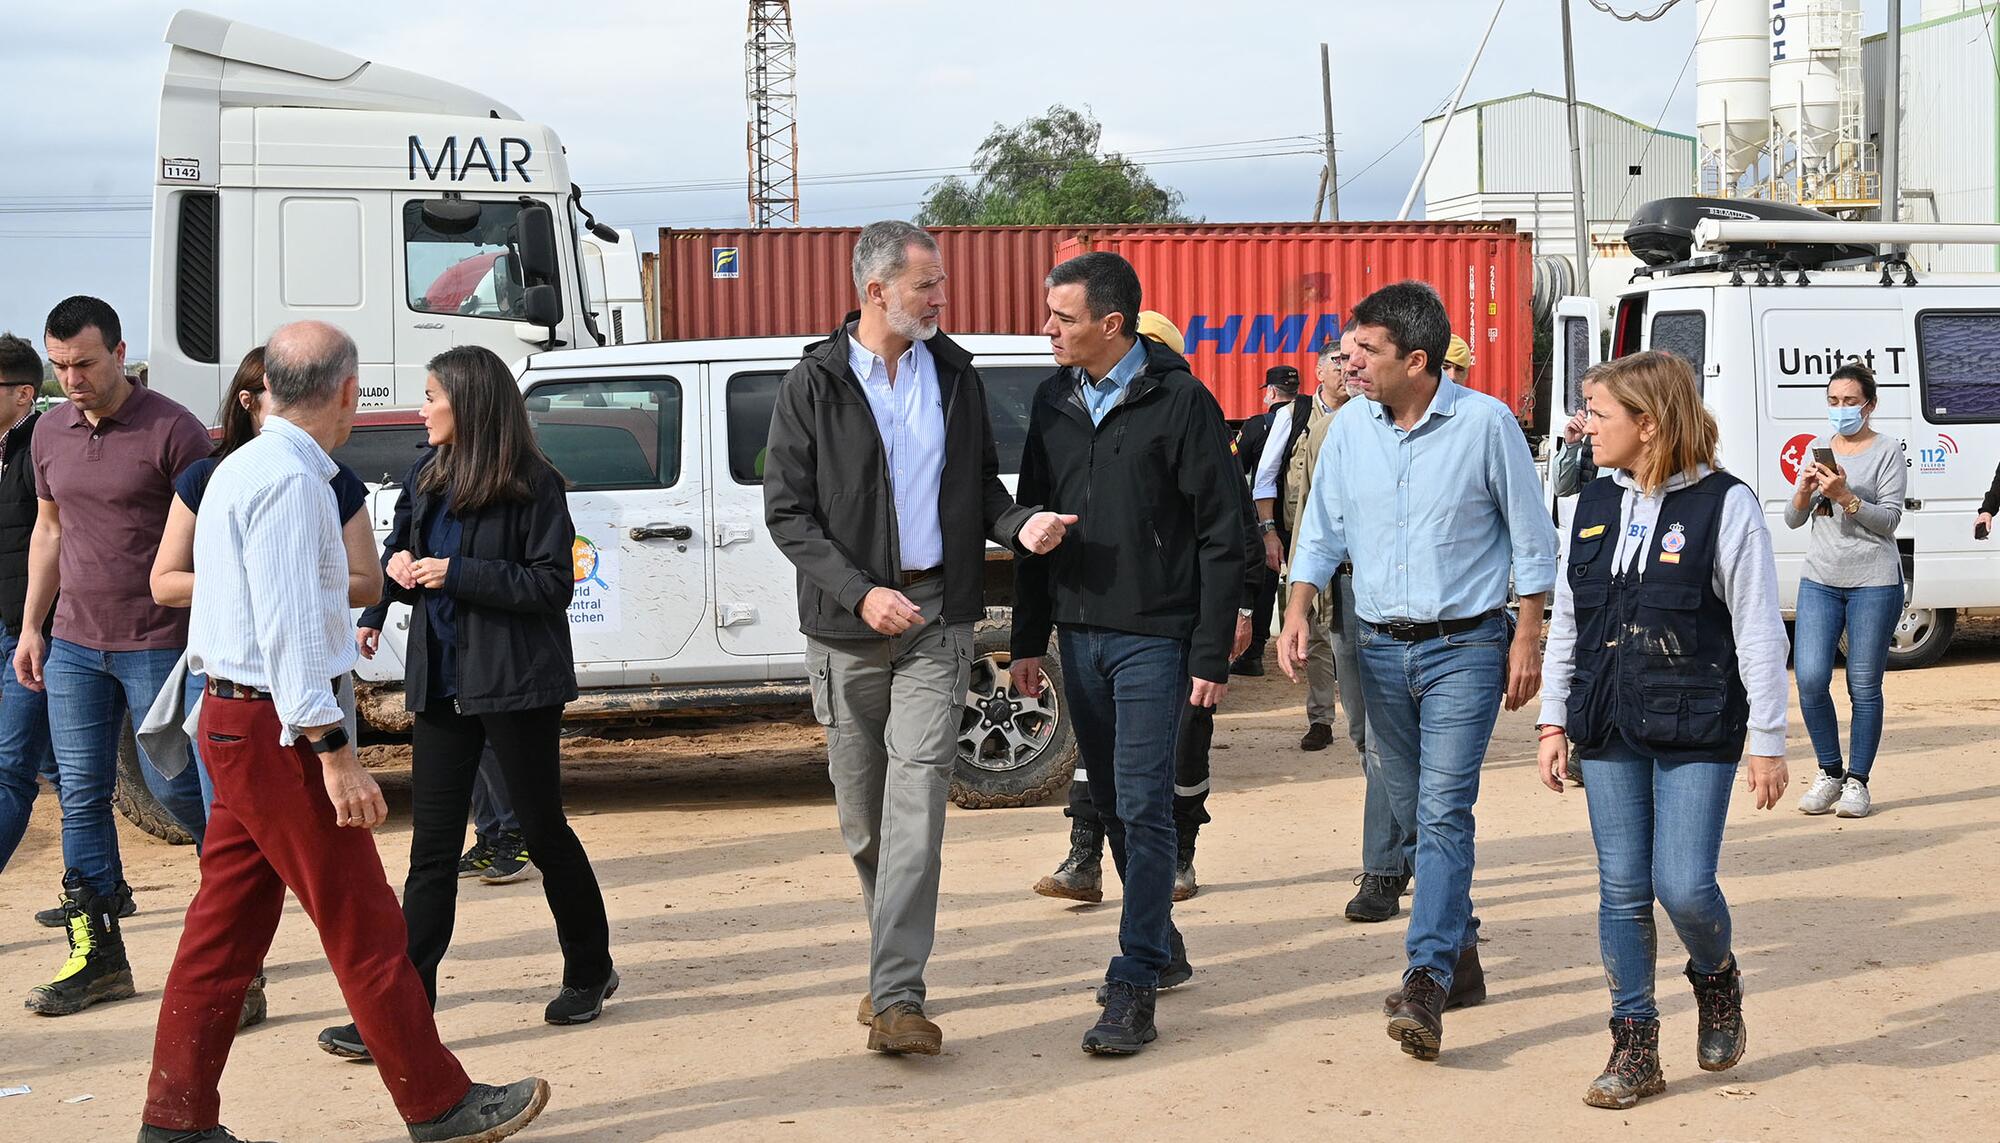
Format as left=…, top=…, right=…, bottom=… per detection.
left=1565, top=471, right=1751, bottom=763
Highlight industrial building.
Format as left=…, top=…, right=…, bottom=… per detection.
left=1865, top=1, right=2000, bottom=271
left=1421, top=91, right=1695, bottom=318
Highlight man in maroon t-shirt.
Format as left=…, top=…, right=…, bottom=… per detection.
left=15, top=296, right=212, bottom=1017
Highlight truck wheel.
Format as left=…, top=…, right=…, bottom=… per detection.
left=1883, top=605, right=1955, bottom=670
left=114, top=722, right=195, bottom=845
left=952, top=615, right=1077, bottom=809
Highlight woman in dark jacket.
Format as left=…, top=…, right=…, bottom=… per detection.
left=317, top=346, right=614, bottom=1062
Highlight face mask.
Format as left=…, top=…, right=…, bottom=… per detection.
left=1828, top=406, right=1865, bottom=436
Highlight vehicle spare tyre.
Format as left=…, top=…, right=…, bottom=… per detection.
left=114, top=721, right=195, bottom=845
left=952, top=613, right=1078, bottom=809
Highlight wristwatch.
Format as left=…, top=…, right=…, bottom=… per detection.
left=1843, top=496, right=1861, bottom=516
left=309, top=726, right=351, bottom=755
left=1258, top=519, right=1278, bottom=534
left=1237, top=608, right=1255, bottom=619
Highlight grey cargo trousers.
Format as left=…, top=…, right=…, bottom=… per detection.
left=806, top=575, right=972, bottom=1016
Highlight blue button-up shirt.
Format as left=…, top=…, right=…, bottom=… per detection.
left=1079, top=337, right=1149, bottom=426
left=848, top=327, right=947, bottom=571
left=1287, top=377, right=1557, bottom=623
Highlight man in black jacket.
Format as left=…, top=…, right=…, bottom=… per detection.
left=0, top=334, right=54, bottom=872
left=765, top=220, right=1074, bottom=1057
left=1010, top=252, right=1244, bottom=1056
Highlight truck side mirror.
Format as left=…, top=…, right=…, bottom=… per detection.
left=523, top=283, right=560, bottom=329
left=518, top=205, right=557, bottom=282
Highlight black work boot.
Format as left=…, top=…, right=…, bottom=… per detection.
left=1687, top=956, right=1747, bottom=1071
left=1381, top=942, right=1486, bottom=1015
left=1582, top=1017, right=1666, bottom=1109
left=1385, top=969, right=1447, bottom=1060
left=1171, top=824, right=1199, bottom=902
left=1033, top=821, right=1105, bottom=903
left=1096, top=927, right=1193, bottom=1005
left=1344, top=871, right=1410, bottom=922
left=26, top=878, right=137, bottom=1016
left=137, top=1125, right=274, bottom=1142
left=1082, top=980, right=1158, bottom=1055
left=37, top=873, right=135, bottom=928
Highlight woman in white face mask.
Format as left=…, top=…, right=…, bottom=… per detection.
left=1784, top=363, right=1906, bottom=819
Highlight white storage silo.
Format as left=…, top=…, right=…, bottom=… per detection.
left=1770, top=0, right=1855, bottom=150
left=1695, top=0, right=1771, bottom=187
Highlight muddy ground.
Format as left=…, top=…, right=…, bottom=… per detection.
left=1, top=627, right=1996, bottom=1141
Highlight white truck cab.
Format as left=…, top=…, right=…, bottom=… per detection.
left=147, top=10, right=634, bottom=420
left=1548, top=198, right=2000, bottom=668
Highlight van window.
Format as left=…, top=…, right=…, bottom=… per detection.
left=524, top=378, right=682, bottom=490
left=333, top=424, right=429, bottom=487
left=1612, top=296, right=1647, bottom=357
left=402, top=200, right=550, bottom=322
left=724, top=372, right=784, bottom=483
left=1650, top=311, right=1707, bottom=381
left=1562, top=314, right=1592, bottom=414
left=979, top=366, right=1048, bottom=473
left=1917, top=310, right=2000, bottom=422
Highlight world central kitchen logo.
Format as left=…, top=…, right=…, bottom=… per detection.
left=1184, top=313, right=1343, bottom=355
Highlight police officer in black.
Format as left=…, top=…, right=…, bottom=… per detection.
left=1234, top=366, right=1307, bottom=676
left=0, top=333, right=57, bottom=872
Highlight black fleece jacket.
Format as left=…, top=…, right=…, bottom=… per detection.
left=1011, top=336, right=1246, bottom=683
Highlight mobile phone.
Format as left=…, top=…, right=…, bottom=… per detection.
left=1811, top=446, right=1838, bottom=470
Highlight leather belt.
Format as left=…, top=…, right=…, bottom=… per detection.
left=899, top=567, right=941, bottom=587
left=1368, top=609, right=1502, bottom=643
left=207, top=678, right=273, bottom=701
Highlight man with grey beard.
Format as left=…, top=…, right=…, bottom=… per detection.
left=765, top=220, right=1075, bottom=1056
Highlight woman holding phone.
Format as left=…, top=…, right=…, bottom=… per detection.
left=1538, top=350, right=1790, bottom=1109
left=1785, top=362, right=1906, bottom=819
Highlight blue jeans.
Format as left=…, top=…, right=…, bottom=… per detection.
left=45, top=637, right=208, bottom=889
left=471, top=745, right=520, bottom=839
left=1329, top=575, right=1416, bottom=879
left=1058, top=626, right=1188, bottom=988
left=1793, top=578, right=1902, bottom=780
left=0, top=630, right=56, bottom=871
left=1356, top=613, right=1507, bottom=989
left=1580, top=738, right=1737, bottom=1021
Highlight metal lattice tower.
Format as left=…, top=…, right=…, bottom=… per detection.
left=745, top=1, right=799, bottom=227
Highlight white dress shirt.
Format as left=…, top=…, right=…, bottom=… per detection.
left=186, top=415, right=358, bottom=745
left=847, top=326, right=947, bottom=571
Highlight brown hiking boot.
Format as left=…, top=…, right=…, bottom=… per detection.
left=867, top=1001, right=942, bottom=1055
left=1385, top=969, right=1447, bottom=1060
left=1582, top=1017, right=1666, bottom=1109
left=1032, top=822, right=1104, bottom=903
left=1381, top=943, right=1486, bottom=1015
left=856, top=994, right=874, bottom=1025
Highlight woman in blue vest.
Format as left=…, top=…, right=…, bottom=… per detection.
left=1535, top=350, right=1792, bottom=1110
left=1785, top=362, right=1905, bottom=820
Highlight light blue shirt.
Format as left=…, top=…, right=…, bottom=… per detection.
left=1079, top=337, right=1149, bottom=426
left=1287, top=377, right=1557, bottom=623
left=847, top=326, right=947, bottom=571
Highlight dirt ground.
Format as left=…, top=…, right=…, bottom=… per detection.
left=2, top=630, right=1997, bottom=1143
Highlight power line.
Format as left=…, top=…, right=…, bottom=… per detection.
left=1584, top=0, right=1685, bottom=21
left=1591, top=0, right=1715, bottom=276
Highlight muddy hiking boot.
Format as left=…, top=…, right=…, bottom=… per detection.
left=26, top=878, right=137, bottom=1016
left=1582, top=1016, right=1666, bottom=1109
left=1172, top=825, right=1199, bottom=902
left=406, top=1077, right=550, bottom=1143
left=36, top=874, right=136, bottom=928
left=1033, top=821, right=1104, bottom=903
left=1687, top=957, right=1747, bottom=1071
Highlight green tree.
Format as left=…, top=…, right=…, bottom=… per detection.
left=917, top=105, right=1194, bottom=227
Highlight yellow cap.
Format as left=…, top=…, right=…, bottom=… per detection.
left=1445, top=334, right=1474, bottom=370
left=1137, top=310, right=1185, bottom=356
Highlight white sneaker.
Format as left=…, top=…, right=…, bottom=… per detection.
left=1798, top=772, right=1844, bottom=815
left=1835, top=777, right=1872, bottom=818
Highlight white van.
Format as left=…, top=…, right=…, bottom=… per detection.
left=146, top=10, right=639, bottom=420
left=1549, top=200, right=2000, bottom=668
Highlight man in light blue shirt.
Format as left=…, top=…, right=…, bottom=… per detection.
left=847, top=330, right=947, bottom=571
left=1277, top=281, right=1556, bottom=1062
left=1079, top=336, right=1149, bottom=426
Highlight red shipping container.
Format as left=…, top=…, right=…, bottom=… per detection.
left=657, top=221, right=1531, bottom=421
left=1055, top=230, right=1534, bottom=421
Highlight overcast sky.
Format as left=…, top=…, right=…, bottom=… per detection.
left=0, top=0, right=1904, bottom=355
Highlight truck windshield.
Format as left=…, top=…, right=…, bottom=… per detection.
left=403, top=200, right=542, bottom=322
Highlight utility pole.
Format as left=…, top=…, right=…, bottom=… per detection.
left=1399, top=0, right=1506, bottom=220
left=745, top=1, right=800, bottom=227
left=1882, top=0, right=1901, bottom=225
left=1560, top=0, right=1590, bottom=285
left=1321, top=42, right=1340, bottom=222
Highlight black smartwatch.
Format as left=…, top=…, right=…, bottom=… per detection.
left=309, top=726, right=351, bottom=755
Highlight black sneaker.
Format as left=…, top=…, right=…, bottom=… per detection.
left=545, top=968, right=619, bottom=1025
left=1687, top=956, right=1746, bottom=1071
left=37, top=876, right=135, bottom=928
left=1344, top=872, right=1409, bottom=922
left=407, top=1078, right=550, bottom=1143
left=317, top=1021, right=369, bottom=1061
left=1096, top=929, right=1192, bottom=1005
left=137, top=1126, right=273, bottom=1142
left=26, top=880, right=136, bottom=1016
left=479, top=834, right=534, bottom=885
left=457, top=838, right=497, bottom=878
left=1082, top=981, right=1157, bottom=1055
